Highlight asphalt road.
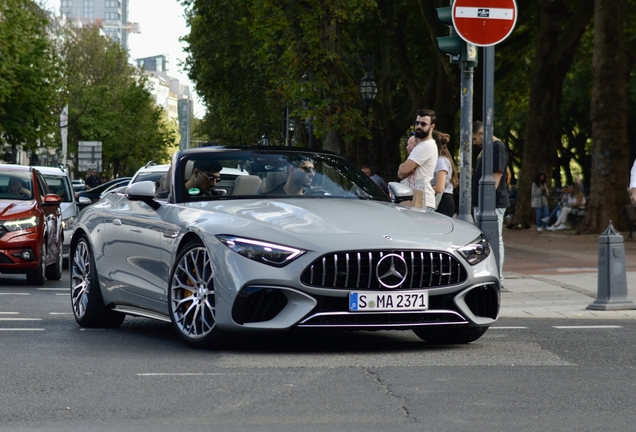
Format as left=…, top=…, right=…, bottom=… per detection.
left=1, top=271, right=636, bottom=432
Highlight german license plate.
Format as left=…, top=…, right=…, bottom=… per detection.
left=348, top=291, right=428, bottom=312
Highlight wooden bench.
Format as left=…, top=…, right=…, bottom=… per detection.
left=625, top=205, right=636, bottom=240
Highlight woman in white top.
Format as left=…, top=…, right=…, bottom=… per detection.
left=547, top=183, right=586, bottom=230
left=430, top=130, right=457, bottom=217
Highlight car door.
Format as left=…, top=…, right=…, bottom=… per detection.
left=103, top=192, right=167, bottom=300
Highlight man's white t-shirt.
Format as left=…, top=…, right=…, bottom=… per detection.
left=405, top=138, right=437, bottom=208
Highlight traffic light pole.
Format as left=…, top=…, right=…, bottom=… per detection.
left=476, top=46, right=500, bottom=268
left=458, top=60, right=474, bottom=223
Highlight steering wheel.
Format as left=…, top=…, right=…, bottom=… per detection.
left=305, top=188, right=331, bottom=196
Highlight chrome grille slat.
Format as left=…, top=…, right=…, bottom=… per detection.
left=321, top=257, right=326, bottom=286
left=429, top=253, right=434, bottom=287
left=333, top=254, right=338, bottom=287
left=367, top=252, right=372, bottom=289
left=409, top=252, right=415, bottom=287
left=301, top=250, right=467, bottom=290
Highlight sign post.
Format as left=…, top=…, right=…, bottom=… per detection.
left=451, top=0, right=517, bottom=277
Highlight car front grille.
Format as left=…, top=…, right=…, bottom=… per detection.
left=300, top=250, right=467, bottom=290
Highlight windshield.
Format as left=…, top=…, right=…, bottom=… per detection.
left=175, top=150, right=390, bottom=203
left=42, top=175, right=72, bottom=202
left=0, top=172, right=34, bottom=201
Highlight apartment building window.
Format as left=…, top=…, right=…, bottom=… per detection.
left=83, top=0, right=94, bottom=19
left=105, top=0, right=121, bottom=8
left=105, top=12, right=121, bottom=20
left=61, top=0, right=72, bottom=7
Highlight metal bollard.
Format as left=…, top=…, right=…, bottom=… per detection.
left=587, top=222, right=636, bottom=310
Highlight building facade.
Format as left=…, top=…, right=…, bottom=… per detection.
left=60, top=0, right=130, bottom=49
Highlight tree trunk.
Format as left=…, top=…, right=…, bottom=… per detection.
left=577, top=0, right=629, bottom=233
left=513, top=0, right=594, bottom=226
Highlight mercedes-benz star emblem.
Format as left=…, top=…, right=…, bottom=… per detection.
left=376, top=254, right=408, bottom=288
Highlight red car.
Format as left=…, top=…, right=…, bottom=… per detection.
left=0, top=165, right=63, bottom=285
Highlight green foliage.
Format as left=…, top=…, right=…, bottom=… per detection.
left=61, top=26, right=173, bottom=177
left=181, top=0, right=379, bottom=147
left=0, top=0, right=60, bottom=152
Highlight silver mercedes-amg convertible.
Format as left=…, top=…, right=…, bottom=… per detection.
left=70, top=147, right=500, bottom=348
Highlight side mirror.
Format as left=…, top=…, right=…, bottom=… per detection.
left=42, top=194, right=62, bottom=206
left=388, top=182, right=414, bottom=204
left=126, top=181, right=160, bottom=210
left=78, top=196, right=92, bottom=206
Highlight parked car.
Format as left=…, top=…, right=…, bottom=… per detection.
left=70, top=147, right=499, bottom=348
left=71, top=178, right=86, bottom=193
left=33, top=166, right=78, bottom=260
left=0, top=165, right=63, bottom=285
left=75, top=177, right=132, bottom=211
left=130, top=161, right=172, bottom=185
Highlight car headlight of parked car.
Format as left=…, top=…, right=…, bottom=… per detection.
left=217, top=235, right=305, bottom=267
left=62, top=216, right=77, bottom=231
left=2, top=216, right=39, bottom=232
left=457, top=234, right=491, bottom=265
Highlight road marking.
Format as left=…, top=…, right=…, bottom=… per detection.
left=490, top=326, right=527, bottom=329
left=0, top=318, right=42, bottom=321
left=0, top=328, right=44, bottom=331
left=553, top=325, right=622, bottom=329
left=37, top=288, right=67, bottom=291
left=137, top=373, right=245, bottom=376
left=50, top=312, right=73, bottom=315
left=0, top=312, right=19, bottom=315
left=55, top=293, right=70, bottom=296
left=0, top=293, right=30, bottom=295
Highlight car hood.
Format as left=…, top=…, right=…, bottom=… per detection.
left=186, top=198, right=478, bottom=250
left=0, top=200, right=38, bottom=219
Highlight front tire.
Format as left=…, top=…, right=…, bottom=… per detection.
left=70, top=236, right=125, bottom=328
left=168, top=239, right=225, bottom=349
left=45, top=245, right=63, bottom=281
left=413, top=326, right=489, bottom=344
left=26, top=243, right=46, bottom=286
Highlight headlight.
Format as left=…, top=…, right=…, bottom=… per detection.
left=457, top=234, right=491, bottom=265
left=2, top=216, right=39, bottom=232
left=217, top=235, right=305, bottom=267
left=62, top=216, right=77, bottom=230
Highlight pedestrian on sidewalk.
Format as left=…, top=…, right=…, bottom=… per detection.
left=397, top=109, right=438, bottom=211
left=547, top=182, right=586, bottom=230
left=630, top=158, right=636, bottom=205
left=431, top=130, right=457, bottom=217
left=531, top=172, right=549, bottom=231
left=472, top=121, right=509, bottom=285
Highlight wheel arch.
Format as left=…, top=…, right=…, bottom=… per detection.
left=176, top=232, right=204, bottom=255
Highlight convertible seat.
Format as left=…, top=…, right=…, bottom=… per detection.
left=232, top=175, right=262, bottom=195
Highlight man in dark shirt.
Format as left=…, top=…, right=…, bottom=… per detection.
left=184, top=160, right=222, bottom=196
left=85, top=169, right=100, bottom=189
left=268, top=159, right=315, bottom=195
left=471, top=121, right=509, bottom=285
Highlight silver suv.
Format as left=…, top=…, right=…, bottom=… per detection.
left=32, top=166, right=78, bottom=260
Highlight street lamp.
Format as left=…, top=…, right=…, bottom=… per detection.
left=359, top=71, right=378, bottom=106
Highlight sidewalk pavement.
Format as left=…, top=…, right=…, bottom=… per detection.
left=498, top=227, right=636, bottom=319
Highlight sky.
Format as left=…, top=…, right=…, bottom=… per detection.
left=42, top=0, right=206, bottom=118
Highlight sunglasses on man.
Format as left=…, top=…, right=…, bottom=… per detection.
left=200, top=171, right=221, bottom=182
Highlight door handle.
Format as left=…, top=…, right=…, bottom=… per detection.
left=112, top=219, right=122, bottom=226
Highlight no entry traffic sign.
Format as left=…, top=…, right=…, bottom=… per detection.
left=452, top=0, right=517, bottom=47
